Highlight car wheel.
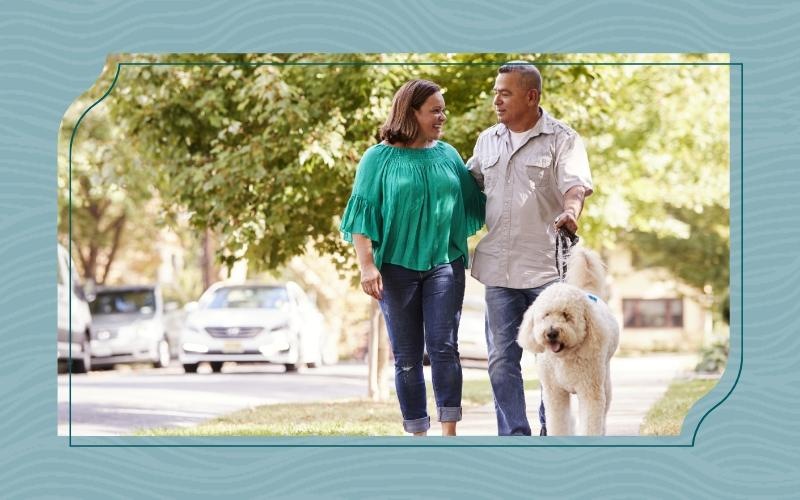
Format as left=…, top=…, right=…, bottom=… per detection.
left=284, top=363, right=298, bottom=372
left=73, top=332, right=92, bottom=373
left=183, top=363, right=199, bottom=373
left=306, top=362, right=317, bottom=369
left=210, top=361, right=224, bottom=373
left=153, top=337, right=171, bottom=369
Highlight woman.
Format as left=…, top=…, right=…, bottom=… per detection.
left=340, top=79, right=484, bottom=436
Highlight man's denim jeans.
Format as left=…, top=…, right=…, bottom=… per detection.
left=485, top=284, right=552, bottom=436
left=379, top=260, right=465, bottom=433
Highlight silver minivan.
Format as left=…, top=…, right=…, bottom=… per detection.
left=89, top=285, right=172, bottom=368
left=57, top=244, right=93, bottom=373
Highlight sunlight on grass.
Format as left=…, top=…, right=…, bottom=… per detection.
left=139, top=377, right=540, bottom=437
left=640, top=378, right=718, bottom=436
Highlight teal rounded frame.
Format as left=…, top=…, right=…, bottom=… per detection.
left=66, top=58, right=743, bottom=448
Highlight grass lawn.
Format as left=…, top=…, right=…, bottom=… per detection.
left=639, top=378, right=718, bottom=436
left=139, top=377, right=538, bottom=437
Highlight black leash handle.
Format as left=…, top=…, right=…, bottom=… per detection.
left=555, top=227, right=579, bottom=282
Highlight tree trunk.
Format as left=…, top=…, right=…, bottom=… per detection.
left=99, top=213, right=126, bottom=284
left=201, top=227, right=214, bottom=290
left=368, top=300, right=390, bottom=401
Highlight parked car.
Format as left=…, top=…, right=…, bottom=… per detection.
left=57, top=243, right=94, bottom=373
left=88, top=285, right=171, bottom=368
left=179, top=281, right=325, bottom=373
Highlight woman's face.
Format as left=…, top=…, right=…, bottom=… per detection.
left=413, top=91, right=447, bottom=143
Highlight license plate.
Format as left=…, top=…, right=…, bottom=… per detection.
left=222, top=341, right=243, bottom=353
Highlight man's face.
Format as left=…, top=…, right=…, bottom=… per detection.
left=493, top=72, right=537, bottom=131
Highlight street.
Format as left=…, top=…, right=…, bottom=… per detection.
left=58, top=362, right=373, bottom=436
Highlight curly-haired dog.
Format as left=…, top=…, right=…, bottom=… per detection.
left=518, top=246, right=620, bottom=436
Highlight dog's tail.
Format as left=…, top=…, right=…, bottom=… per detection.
left=565, top=246, right=609, bottom=301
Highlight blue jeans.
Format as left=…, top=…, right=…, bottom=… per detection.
left=379, top=260, right=465, bottom=433
left=485, top=284, right=552, bottom=436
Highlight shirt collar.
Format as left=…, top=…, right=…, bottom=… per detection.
left=494, top=107, right=555, bottom=137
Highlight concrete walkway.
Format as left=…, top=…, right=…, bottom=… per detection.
left=458, top=353, right=698, bottom=436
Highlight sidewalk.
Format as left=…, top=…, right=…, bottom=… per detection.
left=458, top=353, right=697, bottom=436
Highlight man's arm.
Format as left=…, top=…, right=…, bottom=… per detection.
left=466, top=137, right=485, bottom=191
left=554, top=185, right=587, bottom=234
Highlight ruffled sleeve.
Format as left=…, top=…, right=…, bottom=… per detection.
left=340, top=146, right=383, bottom=244
left=340, top=194, right=381, bottom=243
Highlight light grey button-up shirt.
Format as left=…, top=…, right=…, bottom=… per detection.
left=467, top=108, right=593, bottom=289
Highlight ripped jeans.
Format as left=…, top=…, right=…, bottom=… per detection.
left=378, top=260, right=465, bottom=433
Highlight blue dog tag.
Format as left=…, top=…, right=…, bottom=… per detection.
left=586, top=293, right=599, bottom=303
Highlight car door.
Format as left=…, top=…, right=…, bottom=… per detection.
left=57, top=247, right=69, bottom=346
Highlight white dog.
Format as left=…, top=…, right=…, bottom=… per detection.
left=517, top=246, right=620, bottom=436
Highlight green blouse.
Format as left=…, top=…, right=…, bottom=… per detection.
left=340, top=141, right=485, bottom=271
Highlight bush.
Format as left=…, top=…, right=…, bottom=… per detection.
left=695, top=340, right=729, bottom=373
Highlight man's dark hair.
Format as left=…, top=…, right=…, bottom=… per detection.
left=498, top=61, right=542, bottom=93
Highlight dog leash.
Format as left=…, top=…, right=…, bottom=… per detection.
left=555, top=226, right=579, bottom=282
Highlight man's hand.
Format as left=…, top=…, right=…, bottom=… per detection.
left=554, top=208, right=578, bottom=234
left=360, top=263, right=383, bottom=300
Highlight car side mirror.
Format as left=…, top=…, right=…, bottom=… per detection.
left=183, top=301, right=199, bottom=313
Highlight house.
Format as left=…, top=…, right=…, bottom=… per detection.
left=605, top=248, right=712, bottom=352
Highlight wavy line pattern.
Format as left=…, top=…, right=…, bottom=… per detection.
left=1, top=0, right=799, bottom=498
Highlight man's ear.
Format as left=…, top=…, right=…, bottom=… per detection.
left=529, top=88, right=540, bottom=106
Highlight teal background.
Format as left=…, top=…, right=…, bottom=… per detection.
left=0, top=0, right=793, bottom=498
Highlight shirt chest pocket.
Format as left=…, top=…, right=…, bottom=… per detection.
left=525, top=155, right=553, bottom=192
left=481, top=154, right=500, bottom=190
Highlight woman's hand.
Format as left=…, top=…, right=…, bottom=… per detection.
left=360, top=263, right=383, bottom=300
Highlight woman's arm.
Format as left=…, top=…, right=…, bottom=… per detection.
left=353, top=234, right=383, bottom=300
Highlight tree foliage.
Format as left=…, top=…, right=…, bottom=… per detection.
left=58, top=61, right=162, bottom=283
left=81, top=53, right=728, bottom=301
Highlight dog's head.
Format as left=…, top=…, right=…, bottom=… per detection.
left=517, top=284, right=591, bottom=355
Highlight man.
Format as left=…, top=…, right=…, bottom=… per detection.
left=467, top=62, right=593, bottom=436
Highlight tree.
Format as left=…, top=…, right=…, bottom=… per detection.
left=109, top=53, right=421, bottom=274
left=96, top=52, right=729, bottom=335
left=58, top=72, right=160, bottom=284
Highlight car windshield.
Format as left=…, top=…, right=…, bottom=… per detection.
left=205, top=286, right=288, bottom=310
left=91, top=289, right=156, bottom=315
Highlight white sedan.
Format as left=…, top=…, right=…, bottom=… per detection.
left=179, top=281, right=325, bottom=373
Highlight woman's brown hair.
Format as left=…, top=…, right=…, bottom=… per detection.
left=378, top=79, right=441, bottom=145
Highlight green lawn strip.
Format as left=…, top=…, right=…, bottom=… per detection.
left=639, top=378, right=718, bottom=436
left=140, top=400, right=403, bottom=436
left=139, top=377, right=539, bottom=437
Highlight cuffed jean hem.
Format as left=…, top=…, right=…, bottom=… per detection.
left=437, top=406, right=462, bottom=422
left=403, top=416, right=431, bottom=433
